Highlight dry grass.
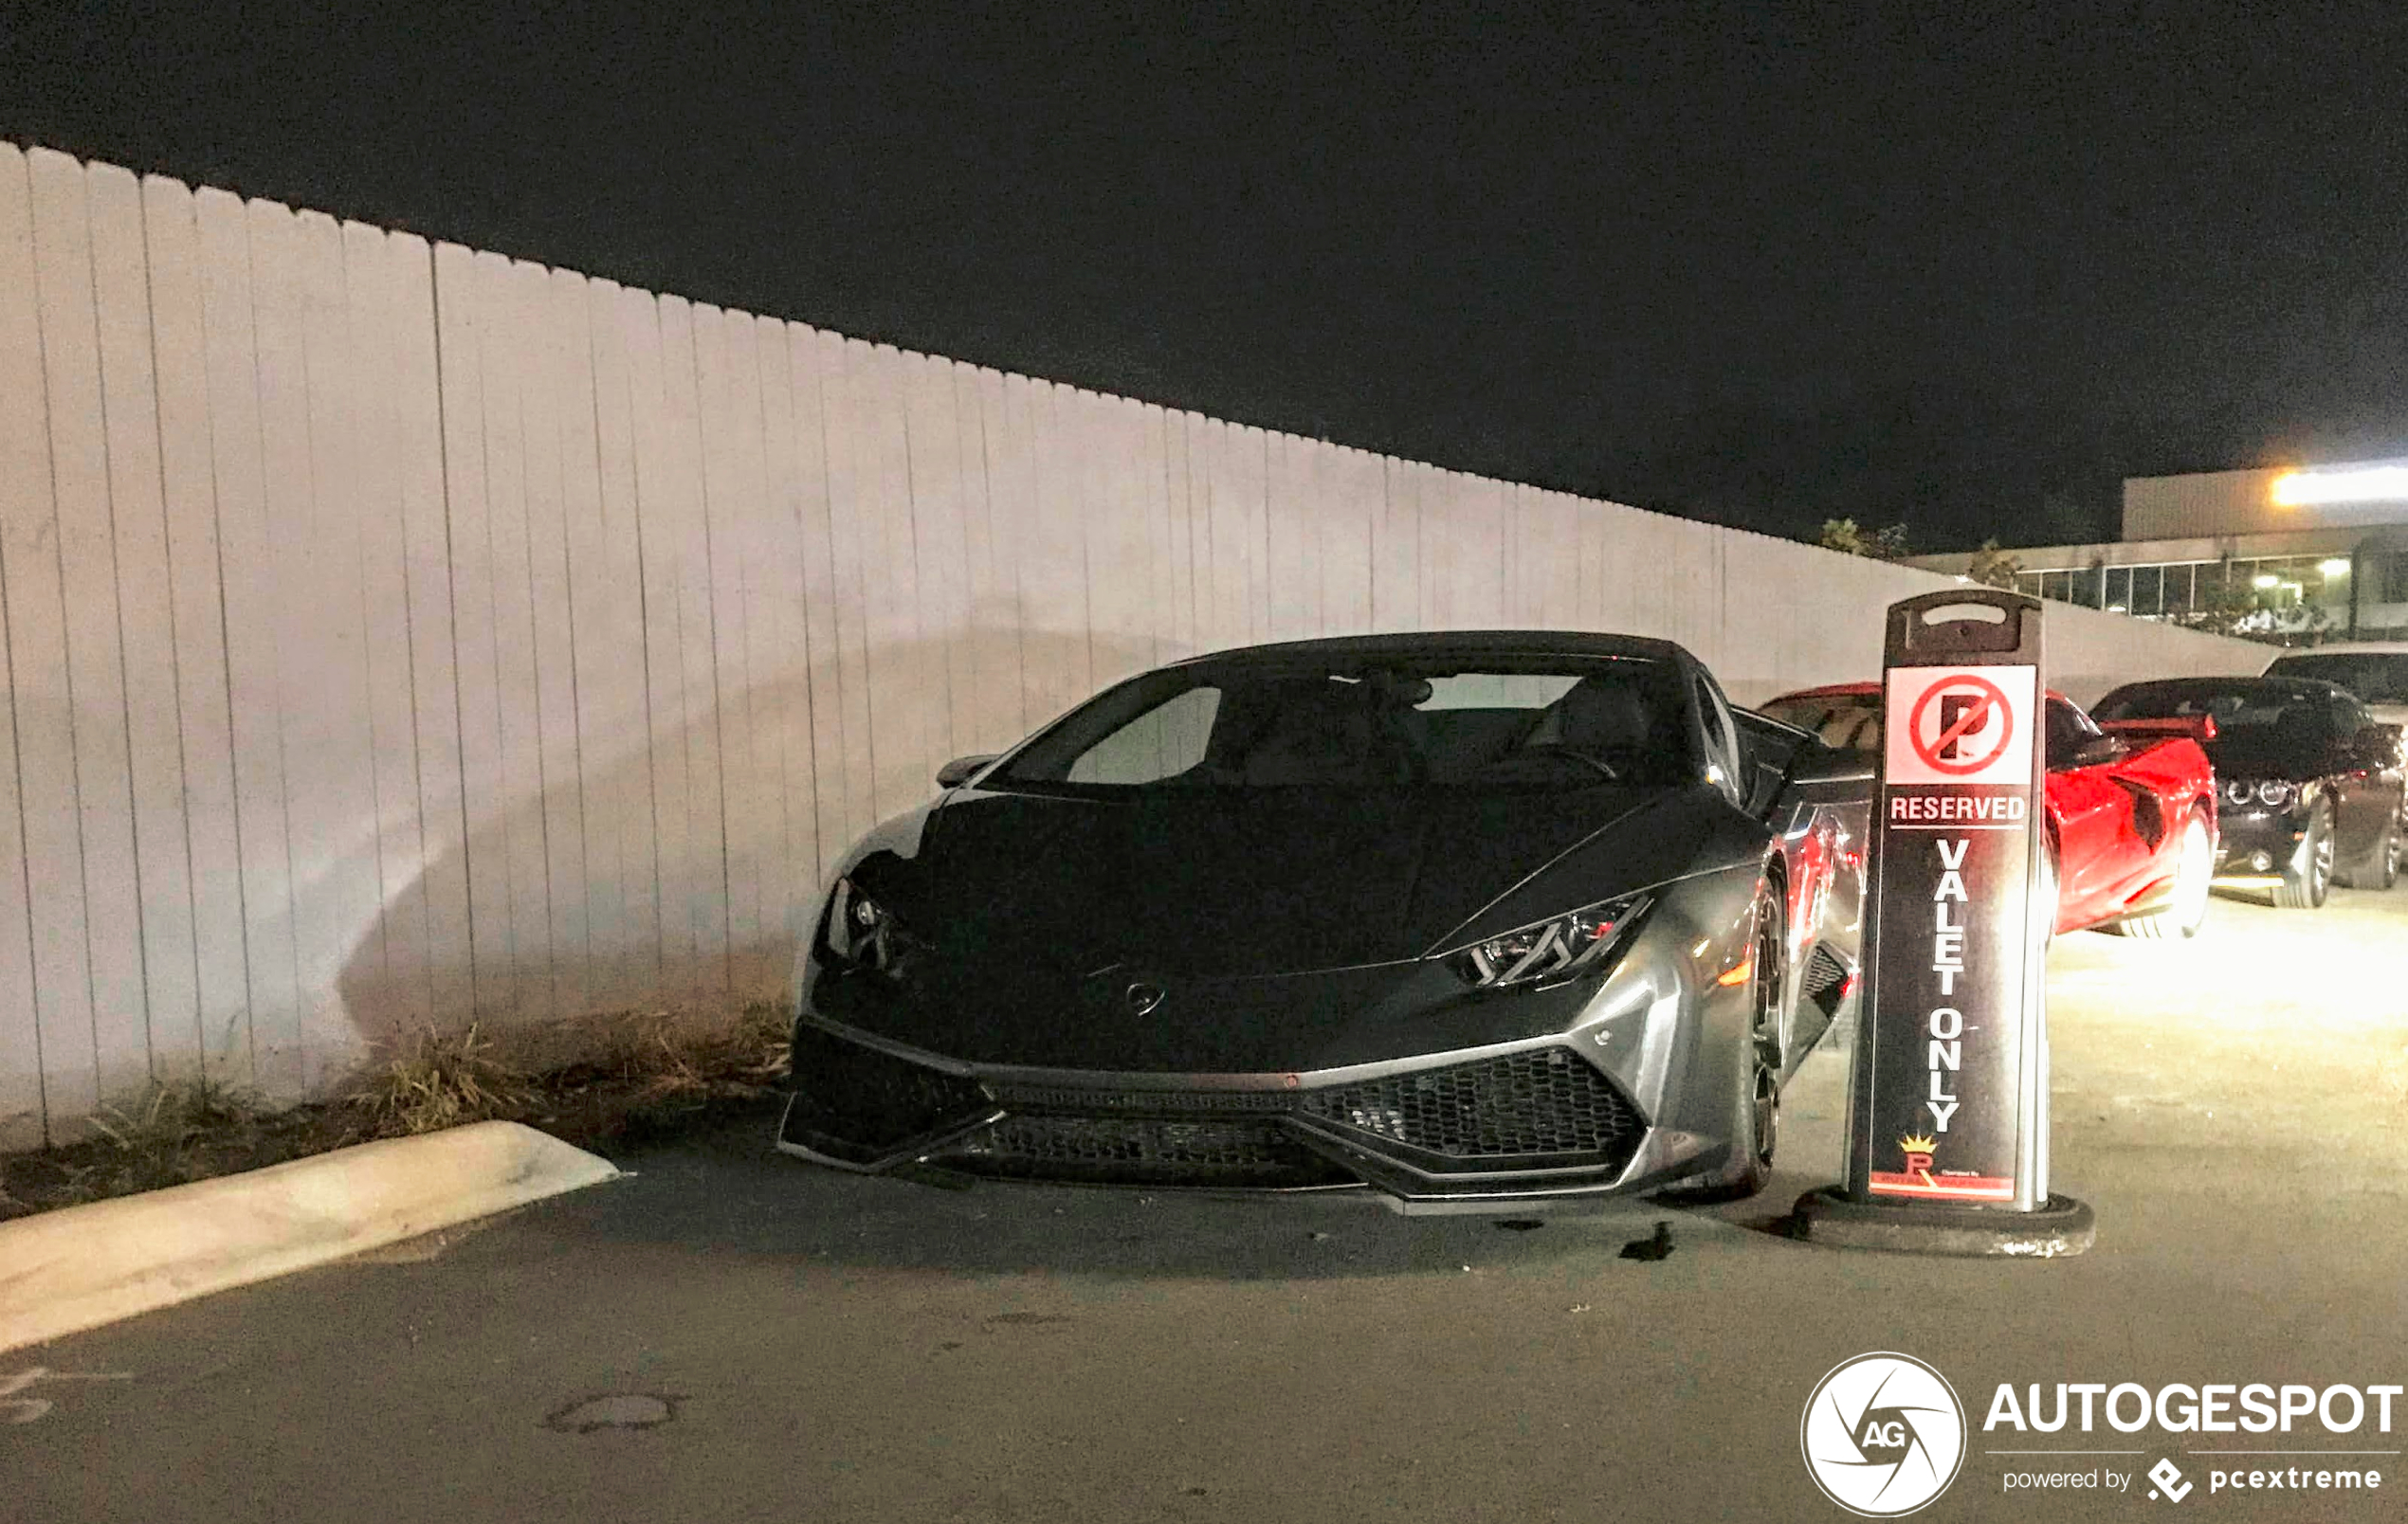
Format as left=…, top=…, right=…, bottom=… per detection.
left=345, top=1023, right=537, bottom=1135
left=0, top=1001, right=794, bottom=1221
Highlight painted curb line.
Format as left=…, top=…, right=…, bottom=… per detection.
left=0, top=1120, right=621, bottom=1352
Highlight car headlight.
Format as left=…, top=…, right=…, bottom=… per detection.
left=2223, top=778, right=2298, bottom=809
left=823, top=877, right=918, bottom=977
left=1445, top=894, right=1651, bottom=989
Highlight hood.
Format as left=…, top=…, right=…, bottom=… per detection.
left=855, top=782, right=1702, bottom=977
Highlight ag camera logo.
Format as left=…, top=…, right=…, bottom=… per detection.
left=1803, top=1352, right=1967, bottom=1516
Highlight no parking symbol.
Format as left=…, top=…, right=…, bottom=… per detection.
left=1884, top=667, right=2035, bottom=787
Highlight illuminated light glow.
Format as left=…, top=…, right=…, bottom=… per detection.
left=2320, top=557, right=2353, bottom=576
left=1714, top=954, right=1756, bottom=988
left=2253, top=573, right=2280, bottom=589
left=2271, top=463, right=2408, bottom=507
left=2107, top=604, right=2127, bottom=613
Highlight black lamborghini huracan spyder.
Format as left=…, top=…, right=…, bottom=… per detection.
left=778, top=632, right=1865, bottom=1211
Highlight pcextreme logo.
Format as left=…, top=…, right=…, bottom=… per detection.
left=1802, top=1352, right=1968, bottom=1516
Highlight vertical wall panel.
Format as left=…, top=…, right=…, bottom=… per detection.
left=750, top=314, right=816, bottom=918
left=904, top=354, right=976, bottom=764
left=958, top=366, right=1023, bottom=753
left=0, top=146, right=82, bottom=1138
left=547, top=268, right=625, bottom=1001
left=461, top=252, right=542, bottom=1016
left=286, top=210, right=386, bottom=1085
left=142, top=174, right=250, bottom=1079
left=653, top=297, right=731, bottom=997
left=512, top=259, right=590, bottom=1018
left=30, top=147, right=150, bottom=1100
left=89, top=163, right=203, bottom=1081
left=431, top=242, right=515, bottom=1019
left=783, top=324, right=851, bottom=889
left=615, top=282, right=700, bottom=990
left=193, top=188, right=299, bottom=1079
left=389, top=233, right=473, bottom=1021
left=696, top=306, right=772, bottom=979
left=1005, top=381, right=1074, bottom=730
left=580, top=277, right=664, bottom=993
left=340, top=221, right=432, bottom=1039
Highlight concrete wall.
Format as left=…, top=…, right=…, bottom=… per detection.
left=0, top=144, right=2267, bottom=1145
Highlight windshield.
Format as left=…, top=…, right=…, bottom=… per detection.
left=1755, top=693, right=1880, bottom=756
left=2092, top=682, right=2330, bottom=735
left=994, top=655, right=1696, bottom=792
left=2264, top=652, right=2408, bottom=704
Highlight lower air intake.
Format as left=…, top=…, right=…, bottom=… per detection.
left=784, top=1023, right=994, bottom=1164
left=1799, top=942, right=1852, bottom=1018
left=1301, top=1046, right=1643, bottom=1168
left=936, top=1114, right=1357, bottom=1188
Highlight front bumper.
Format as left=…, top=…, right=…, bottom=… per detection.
left=2211, top=806, right=2308, bottom=880
left=776, top=1016, right=1708, bottom=1214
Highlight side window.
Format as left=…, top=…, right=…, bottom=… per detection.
left=2043, top=698, right=2096, bottom=770
left=1064, top=687, right=1222, bottom=785
left=1691, top=674, right=1742, bottom=801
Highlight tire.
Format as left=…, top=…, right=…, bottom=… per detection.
left=1665, top=889, right=1782, bottom=1203
left=2272, top=801, right=2334, bottom=909
left=2116, top=811, right=2214, bottom=938
left=2337, top=812, right=2399, bottom=891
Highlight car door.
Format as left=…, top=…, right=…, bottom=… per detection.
left=2044, top=696, right=2133, bottom=928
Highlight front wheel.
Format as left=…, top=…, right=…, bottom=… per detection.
left=1666, top=890, right=1782, bottom=1203
left=2116, top=811, right=2214, bottom=938
left=2272, top=801, right=2334, bottom=910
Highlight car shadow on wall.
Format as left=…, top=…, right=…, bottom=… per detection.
left=332, top=627, right=1171, bottom=1069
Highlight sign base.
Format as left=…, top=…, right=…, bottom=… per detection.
left=1788, top=1185, right=2095, bottom=1259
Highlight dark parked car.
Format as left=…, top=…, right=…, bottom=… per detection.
left=778, top=632, right=1864, bottom=1211
left=2090, top=676, right=2405, bottom=907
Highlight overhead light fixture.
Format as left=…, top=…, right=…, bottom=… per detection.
left=2107, top=604, right=2127, bottom=613
left=2253, top=573, right=2279, bottom=589
left=2319, top=557, right=2353, bottom=576
left=2271, top=463, right=2408, bottom=507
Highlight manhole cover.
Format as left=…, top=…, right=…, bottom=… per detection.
left=543, top=1393, right=676, bottom=1433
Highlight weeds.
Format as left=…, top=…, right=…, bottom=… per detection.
left=345, top=1023, right=536, bottom=1135
left=0, top=1002, right=796, bottom=1221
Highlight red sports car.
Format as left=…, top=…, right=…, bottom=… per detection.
left=1757, top=682, right=2219, bottom=938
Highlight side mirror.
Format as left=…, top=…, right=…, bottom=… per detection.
left=935, top=753, right=999, bottom=789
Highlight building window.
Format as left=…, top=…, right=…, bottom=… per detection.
left=2382, top=553, right=2408, bottom=606
left=2104, top=565, right=2131, bottom=610
left=2132, top=564, right=2163, bottom=616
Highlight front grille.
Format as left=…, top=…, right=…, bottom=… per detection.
left=1799, top=942, right=1852, bottom=1018
left=1301, top=1047, right=1643, bottom=1167
left=784, top=1023, right=995, bottom=1163
left=985, top=1084, right=1297, bottom=1116
left=935, top=1114, right=1356, bottom=1188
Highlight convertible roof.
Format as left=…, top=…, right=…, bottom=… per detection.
left=1165, top=630, right=1692, bottom=668
left=2102, top=674, right=2349, bottom=700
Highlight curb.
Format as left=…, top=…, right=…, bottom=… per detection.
left=0, top=1120, right=621, bottom=1352
left=1787, top=1185, right=2097, bottom=1258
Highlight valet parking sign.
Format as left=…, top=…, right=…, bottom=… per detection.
left=1861, top=661, right=2044, bottom=1207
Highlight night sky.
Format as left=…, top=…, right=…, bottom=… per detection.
left=7, top=3, right=2407, bottom=551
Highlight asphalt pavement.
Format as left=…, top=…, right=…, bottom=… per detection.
left=10, top=887, right=2408, bottom=1523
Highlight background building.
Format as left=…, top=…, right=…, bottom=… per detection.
left=1905, top=460, right=2408, bottom=644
